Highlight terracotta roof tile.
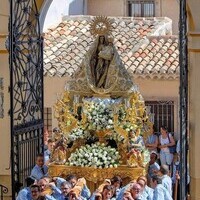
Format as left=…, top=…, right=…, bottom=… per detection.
left=44, top=16, right=178, bottom=79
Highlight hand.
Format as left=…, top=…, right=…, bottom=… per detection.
left=123, top=191, right=134, bottom=200
left=159, top=145, right=167, bottom=148
left=78, top=177, right=86, bottom=185
left=48, top=182, right=56, bottom=188
left=176, top=171, right=180, bottom=180
left=45, top=160, right=50, bottom=165
left=152, top=169, right=159, bottom=174
left=52, top=177, right=58, bottom=182
left=176, top=174, right=180, bottom=180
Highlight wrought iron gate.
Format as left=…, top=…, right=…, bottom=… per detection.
left=9, top=0, right=44, bottom=198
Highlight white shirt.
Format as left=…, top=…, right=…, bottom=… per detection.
left=160, top=134, right=171, bottom=153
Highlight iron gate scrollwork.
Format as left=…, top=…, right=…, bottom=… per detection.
left=0, top=184, right=8, bottom=200
left=179, top=0, right=188, bottom=199
left=9, top=0, right=44, bottom=198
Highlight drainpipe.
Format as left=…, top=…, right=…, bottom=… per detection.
left=83, top=0, right=87, bottom=14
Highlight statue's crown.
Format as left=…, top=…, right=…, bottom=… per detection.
left=90, top=16, right=113, bottom=36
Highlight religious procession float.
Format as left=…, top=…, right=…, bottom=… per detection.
left=48, top=16, right=154, bottom=190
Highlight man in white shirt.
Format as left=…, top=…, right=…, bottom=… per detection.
left=151, top=175, right=172, bottom=200
left=158, top=165, right=172, bottom=196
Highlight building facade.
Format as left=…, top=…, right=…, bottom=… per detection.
left=0, top=0, right=199, bottom=199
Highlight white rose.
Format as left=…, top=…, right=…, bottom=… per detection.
left=108, top=119, right=113, bottom=124
left=97, top=126, right=101, bottom=130
left=106, top=125, right=111, bottom=129
left=91, top=105, right=95, bottom=109
left=101, top=118, right=106, bottom=122
left=96, top=161, right=100, bottom=166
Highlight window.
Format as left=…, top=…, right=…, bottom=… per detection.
left=145, top=101, right=174, bottom=133
left=44, top=107, right=52, bottom=137
left=128, top=0, right=155, bottom=17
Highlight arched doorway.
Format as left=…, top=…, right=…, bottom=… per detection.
left=8, top=0, right=188, bottom=199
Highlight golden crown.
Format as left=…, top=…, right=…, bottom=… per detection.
left=89, top=16, right=113, bottom=36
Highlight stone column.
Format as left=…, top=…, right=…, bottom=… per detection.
left=188, top=32, right=200, bottom=200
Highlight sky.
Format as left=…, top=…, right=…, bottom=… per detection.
left=43, top=0, right=85, bottom=32
left=43, top=0, right=69, bottom=31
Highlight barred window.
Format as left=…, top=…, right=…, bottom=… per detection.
left=145, top=101, right=174, bottom=133
left=44, top=107, right=52, bottom=137
left=128, top=0, right=155, bottom=17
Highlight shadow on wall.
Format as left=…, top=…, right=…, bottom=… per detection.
left=69, top=0, right=85, bottom=15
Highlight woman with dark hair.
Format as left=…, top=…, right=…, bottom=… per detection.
left=145, top=125, right=158, bottom=153
left=158, top=126, right=175, bottom=167
left=90, top=181, right=115, bottom=200
left=95, top=185, right=114, bottom=200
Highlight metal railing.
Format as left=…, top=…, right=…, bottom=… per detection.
left=0, top=184, right=8, bottom=200
left=145, top=101, right=174, bottom=133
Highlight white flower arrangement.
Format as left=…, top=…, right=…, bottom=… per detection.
left=67, top=127, right=90, bottom=142
left=84, top=101, right=114, bottom=131
left=68, top=143, right=120, bottom=168
left=120, top=121, right=138, bottom=133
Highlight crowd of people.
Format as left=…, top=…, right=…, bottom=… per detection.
left=16, top=125, right=187, bottom=200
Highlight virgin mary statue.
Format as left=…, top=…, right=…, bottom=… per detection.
left=91, top=35, right=114, bottom=88
left=68, top=17, right=134, bottom=95
left=84, top=33, right=134, bottom=95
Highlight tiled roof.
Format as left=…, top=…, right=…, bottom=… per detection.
left=126, top=36, right=179, bottom=79
left=44, top=15, right=179, bottom=79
